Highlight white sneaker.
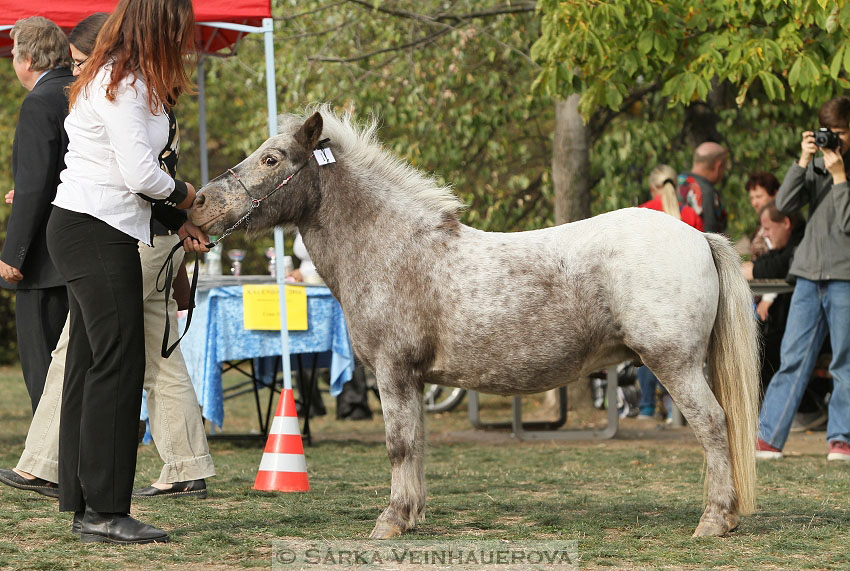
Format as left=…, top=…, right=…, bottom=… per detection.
left=755, top=438, right=783, bottom=460
left=827, top=441, right=850, bottom=461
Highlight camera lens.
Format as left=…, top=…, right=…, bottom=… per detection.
left=815, top=128, right=840, bottom=149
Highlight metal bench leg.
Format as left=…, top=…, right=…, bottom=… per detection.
left=512, top=369, right=619, bottom=440
left=468, top=387, right=567, bottom=430
left=467, top=369, right=620, bottom=440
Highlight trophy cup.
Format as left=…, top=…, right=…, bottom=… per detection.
left=227, top=249, right=246, bottom=277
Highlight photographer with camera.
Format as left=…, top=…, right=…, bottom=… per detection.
left=756, top=96, right=850, bottom=461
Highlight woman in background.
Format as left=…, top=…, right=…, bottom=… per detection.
left=636, top=164, right=701, bottom=421
left=46, top=0, right=208, bottom=544
left=639, top=164, right=703, bottom=231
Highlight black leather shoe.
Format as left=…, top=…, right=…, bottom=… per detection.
left=132, top=479, right=207, bottom=499
left=0, top=468, right=59, bottom=498
left=72, top=510, right=83, bottom=537
left=79, top=507, right=168, bottom=544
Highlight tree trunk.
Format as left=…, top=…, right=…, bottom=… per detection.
left=681, top=80, right=733, bottom=148
left=546, top=95, right=594, bottom=413
left=552, top=95, right=591, bottom=225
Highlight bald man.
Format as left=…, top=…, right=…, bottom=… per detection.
left=678, top=142, right=729, bottom=233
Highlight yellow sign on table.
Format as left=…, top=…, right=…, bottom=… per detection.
left=242, top=284, right=308, bottom=330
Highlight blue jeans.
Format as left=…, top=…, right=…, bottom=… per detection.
left=637, top=366, right=668, bottom=416
left=759, top=278, right=850, bottom=449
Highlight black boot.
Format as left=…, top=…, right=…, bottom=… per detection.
left=71, top=510, right=84, bottom=537
left=79, top=506, right=168, bottom=544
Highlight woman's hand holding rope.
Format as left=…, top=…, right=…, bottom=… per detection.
left=178, top=220, right=211, bottom=253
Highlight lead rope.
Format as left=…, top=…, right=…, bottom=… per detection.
left=157, top=139, right=331, bottom=358
left=157, top=239, right=201, bottom=358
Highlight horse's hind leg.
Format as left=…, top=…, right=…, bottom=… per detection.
left=657, top=364, right=739, bottom=537
left=370, top=367, right=426, bottom=539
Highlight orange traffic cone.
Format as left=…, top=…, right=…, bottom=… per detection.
left=253, top=388, right=310, bottom=492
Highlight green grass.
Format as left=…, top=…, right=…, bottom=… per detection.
left=1, top=366, right=849, bottom=569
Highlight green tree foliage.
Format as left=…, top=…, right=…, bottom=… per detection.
left=169, top=0, right=551, bottom=276
left=0, top=2, right=844, bottom=364
left=531, top=0, right=843, bottom=235
left=184, top=0, right=551, bottom=236
left=532, top=0, right=850, bottom=116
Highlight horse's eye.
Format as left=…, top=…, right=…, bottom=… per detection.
left=262, top=156, right=278, bottom=167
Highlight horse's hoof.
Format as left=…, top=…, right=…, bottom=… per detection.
left=369, top=520, right=403, bottom=540
left=725, top=512, right=740, bottom=533
left=691, top=519, right=728, bottom=537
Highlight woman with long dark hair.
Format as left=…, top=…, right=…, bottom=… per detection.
left=47, top=0, right=208, bottom=544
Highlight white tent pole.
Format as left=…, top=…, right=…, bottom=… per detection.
left=198, top=54, right=222, bottom=273
left=262, top=17, right=292, bottom=392
left=197, top=55, right=209, bottom=185
left=263, top=19, right=278, bottom=137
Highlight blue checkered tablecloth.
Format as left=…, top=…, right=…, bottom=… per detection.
left=175, top=284, right=353, bottom=428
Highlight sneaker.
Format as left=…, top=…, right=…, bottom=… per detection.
left=827, top=440, right=850, bottom=461
left=755, top=438, right=783, bottom=460
left=636, top=414, right=655, bottom=421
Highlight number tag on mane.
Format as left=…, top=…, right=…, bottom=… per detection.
left=313, top=147, right=336, bottom=165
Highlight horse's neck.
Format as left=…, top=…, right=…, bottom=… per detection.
left=298, top=172, right=449, bottom=298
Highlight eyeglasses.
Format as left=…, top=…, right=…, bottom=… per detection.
left=72, top=58, right=87, bottom=70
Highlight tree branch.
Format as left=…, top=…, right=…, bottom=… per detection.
left=276, top=2, right=347, bottom=22
left=309, top=27, right=453, bottom=63
left=588, top=81, right=661, bottom=141
left=503, top=172, right=545, bottom=230
left=279, top=22, right=349, bottom=42
left=344, top=0, right=536, bottom=24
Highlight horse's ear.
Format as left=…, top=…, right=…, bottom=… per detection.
left=295, top=112, right=323, bottom=151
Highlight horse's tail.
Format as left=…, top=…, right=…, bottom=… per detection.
left=705, top=233, right=759, bottom=515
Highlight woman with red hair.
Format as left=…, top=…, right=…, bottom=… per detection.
left=46, top=0, right=208, bottom=544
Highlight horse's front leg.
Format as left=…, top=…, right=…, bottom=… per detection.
left=370, top=366, right=426, bottom=539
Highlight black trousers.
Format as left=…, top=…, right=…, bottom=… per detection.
left=46, top=208, right=145, bottom=513
left=15, top=285, right=68, bottom=413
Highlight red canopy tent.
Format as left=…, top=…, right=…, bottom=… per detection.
left=1, top=1, right=297, bottom=390
left=0, top=0, right=271, bottom=56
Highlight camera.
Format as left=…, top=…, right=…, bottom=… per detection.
left=814, top=127, right=841, bottom=150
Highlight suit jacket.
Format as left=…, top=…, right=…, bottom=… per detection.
left=1, top=67, right=74, bottom=290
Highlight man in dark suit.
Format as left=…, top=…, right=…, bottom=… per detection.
left=1, top=17, right=74, bottom=413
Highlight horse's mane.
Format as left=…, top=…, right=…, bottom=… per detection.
left=279, top=104, right=465, bottom=218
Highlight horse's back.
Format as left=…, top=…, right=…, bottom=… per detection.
left=449, top=208, right=716, bottom=303
left=425, top=208, right=719, bottom=391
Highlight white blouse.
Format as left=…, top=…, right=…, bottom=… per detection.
left=54, top=64, right=178, bottom=245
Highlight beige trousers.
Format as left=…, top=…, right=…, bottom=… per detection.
left=18, top=234, right=215, bottom=484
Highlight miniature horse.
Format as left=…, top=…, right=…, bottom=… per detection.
left=189, top=106, right=759, bottom=538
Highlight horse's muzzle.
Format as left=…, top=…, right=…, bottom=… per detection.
left=188, top=188, right=227, bottom=234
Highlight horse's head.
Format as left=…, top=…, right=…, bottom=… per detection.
left=189, top=112, right=325, bottom=236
